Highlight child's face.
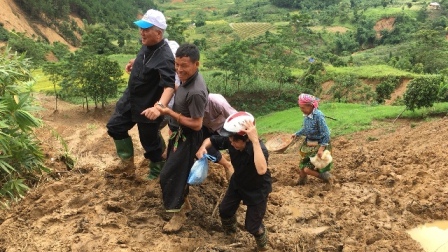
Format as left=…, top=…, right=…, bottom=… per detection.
left=229, top=136, right=246, bottom=151
left=299, top=104, right=314, bottom=115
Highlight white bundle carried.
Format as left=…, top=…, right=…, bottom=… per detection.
left=310, top=150, right=332, bottom=169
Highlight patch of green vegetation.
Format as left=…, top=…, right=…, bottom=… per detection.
left=325, top=64, right=417, bottom=79
left=32, top=69, right=55, bottom=92
left=108, top=54, right=135, bottom=70
left=256, top=102, right=448, bottom=136
left=230, top=22, right=276, bottom=39
left=32, top=67, right=129, bottom=94
left=362, top=6, right=419, bottom=20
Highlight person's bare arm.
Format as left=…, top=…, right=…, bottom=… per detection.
left=141, top=87, right=175, bottom=120
left=154, top=105, right=203, bottom=131
left=196, top=138, right=211, bottom=159
left=158, top=87, right=175, bottom=107
left=241, top=121, right=267, bottom=175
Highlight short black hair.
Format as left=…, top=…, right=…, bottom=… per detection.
left=176, top=43, right=200, bottom=62
left=229, top=133, right=248, bottom=142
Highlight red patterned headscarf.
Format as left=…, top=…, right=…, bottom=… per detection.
left=298, top=93, right=319, bottom=108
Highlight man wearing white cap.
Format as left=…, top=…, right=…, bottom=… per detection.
left=106, top=9, right=175, bottom=180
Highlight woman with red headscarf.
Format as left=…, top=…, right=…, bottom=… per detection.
left=291, top=93, right=333, bottom=185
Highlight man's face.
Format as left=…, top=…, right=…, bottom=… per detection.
left=229, top=136, right=246, bottom=151
left=139, top=27, right=161, bottom=46
left=175, top=57, right=199, bottom=83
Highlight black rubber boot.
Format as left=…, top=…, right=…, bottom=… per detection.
left=220, top=215, right=237, bottom=235
left=319, top=171, right=331, bottom=183
left=297, top=175, right=307, bottom=185
left=254, top=226, right=269, bottom=251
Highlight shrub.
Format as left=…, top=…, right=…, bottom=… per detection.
left=404, top=76, right=441, bottom=111
left=375, top=76, right=400, bottom=104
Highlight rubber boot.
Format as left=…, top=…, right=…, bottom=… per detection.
left=148, top=160, right=165, bottom=180
left=319, top=171, right=331, bottom=183
left=320, top=172, right=333, bottom=191
left=297, top=175, right=307, bottom=186
left=220, top=215, right=237, bottom=235
left=106, top=137, right=135, bottom=175
left=254, top=226, right=269, bottom=251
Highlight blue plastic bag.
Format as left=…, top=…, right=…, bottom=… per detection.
left=188, top=154, right=216, bottom=185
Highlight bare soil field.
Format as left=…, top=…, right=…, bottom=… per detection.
left=1, top=94, right=447, bottom=252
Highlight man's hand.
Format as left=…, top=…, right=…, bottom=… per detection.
left=195, top=147, right=207, bottom=159
left=153, top=102, right=169, bottom=115
left=125, top=59, right=135, bottom=74
left=141, top=107, right=161, bottom=120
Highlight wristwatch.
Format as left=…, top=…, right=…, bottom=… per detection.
left=156, top=101, right=165, bottom=108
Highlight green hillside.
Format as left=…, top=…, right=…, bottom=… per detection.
left=3, top=0, right=448, bottom=116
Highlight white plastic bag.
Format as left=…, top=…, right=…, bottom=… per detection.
left=187, top=154, right=216, bottom=185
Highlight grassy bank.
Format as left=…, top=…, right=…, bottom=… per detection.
left=256, top=102, right=448, bottom=137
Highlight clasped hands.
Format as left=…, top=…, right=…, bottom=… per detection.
left=141, top=101, right=168, bottom=120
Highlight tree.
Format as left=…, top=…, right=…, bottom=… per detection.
left=205, top=40, right=252, bottom=92
left=252, top=33, right=298, bottom=93
left=83, top=55, right=124, bottom=109
left=403, top=76, right=441, bottom=111
left=81, top=24, right=119, bottom=55
left=194, top=11, right=206, bottom=27
left=409, top=30, right=448, bottom=74
left=328, top=75, right=361, bottom=102
left=166, top=14, right=188, bottom=44
left=375, top=77, right=400, bottom=104
left=7, top=32, right=48, bottom=65
left=42, top=62, right=64, bottom=111
left=51, top=42, right=70, bottom=60
left=47, top=51, right=125, bottom=109
left=333, top=31, right=359, bottom=55
left=301, top=61, right=326, bottom=93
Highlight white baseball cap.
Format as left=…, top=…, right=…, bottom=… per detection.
left=134, top=9, right=167, bottom=30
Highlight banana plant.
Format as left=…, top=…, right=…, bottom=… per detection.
left=0, top=47, right=48, bottom=208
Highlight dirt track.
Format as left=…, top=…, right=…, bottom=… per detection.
left=1, top=94, right=447, bottom=252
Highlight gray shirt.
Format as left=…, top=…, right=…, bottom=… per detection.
left=169, top=71, right=208, bottom=129
left=203, top=93, right=237, bottom=134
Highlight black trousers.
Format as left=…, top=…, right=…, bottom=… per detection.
left=218, top=186, right=268, bottom=235
left=106, top=109, right=164, bottom=162
left=160, top=128, right=203, bottom=210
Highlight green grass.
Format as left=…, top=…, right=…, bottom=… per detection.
left=362, top=6, right=419, bottom=20
left=256, top=102, right=448, bottom=137
left=108, top=54, right=135, bottom=70
left=32, top=66, right=129, bottom=94
left=32, top=69, right=55, bottom=92
left=343, top=43, right=411, bottom=66
left=325, top=64, right=417, bottom=79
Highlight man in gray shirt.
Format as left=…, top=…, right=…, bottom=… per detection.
left=154, top=44, right=208, bottom=233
